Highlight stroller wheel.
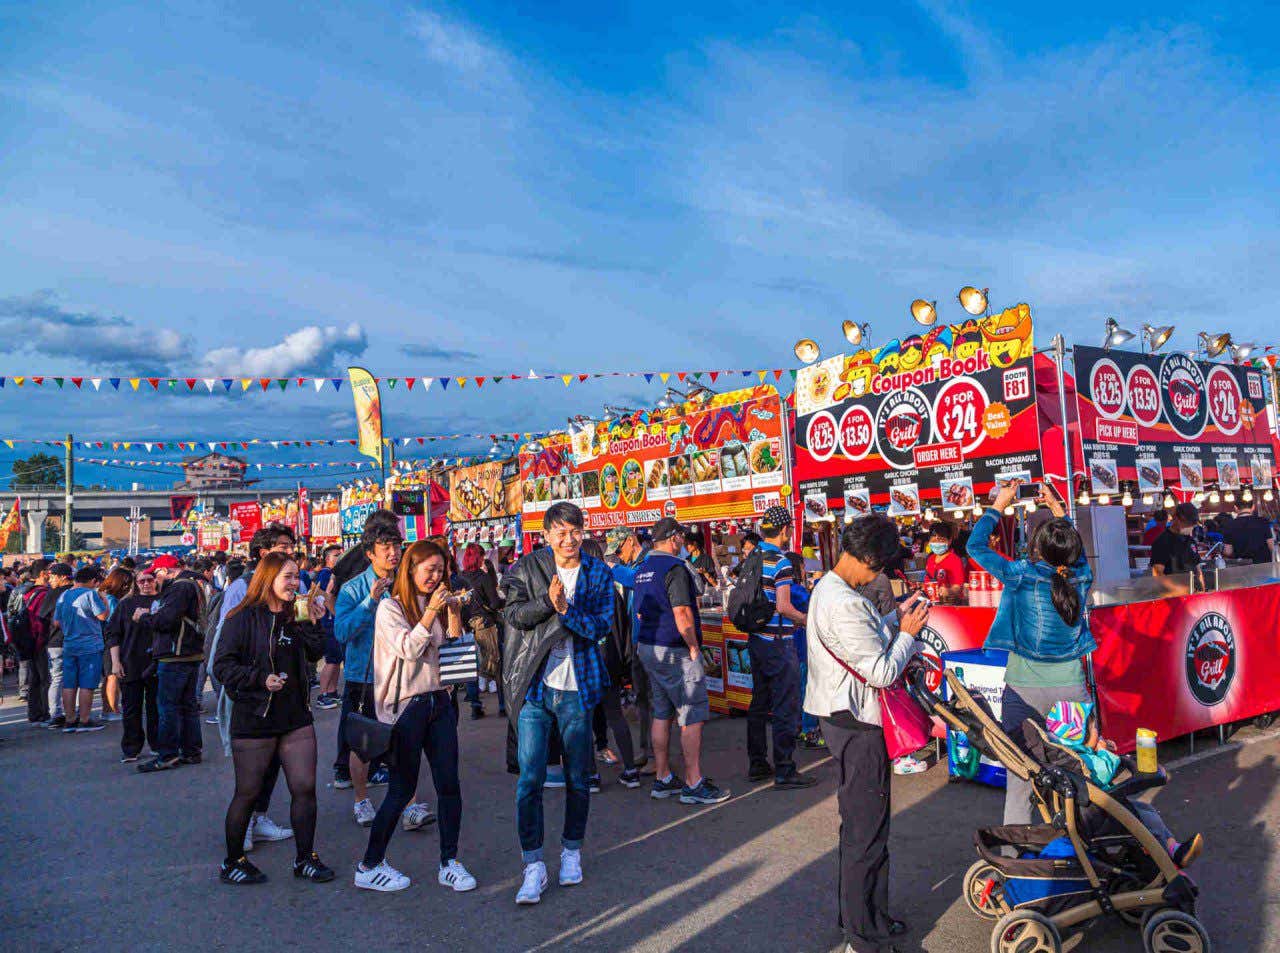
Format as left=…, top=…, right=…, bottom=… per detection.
left=990, top=910, right=1062, bottom=953
left=963, top=860, right=1006, bottom=920
left=1143, top=910, right=1211, bottom=953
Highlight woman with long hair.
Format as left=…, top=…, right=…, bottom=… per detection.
left=212, top=552, right=333, bottom=885
left=969, top=480, right=1095, bottom=825
left=355, top=540, right=476, bottom=894
left=453, top=542, right=503, bottom=719
left=98, top=568, right=134, bottom=720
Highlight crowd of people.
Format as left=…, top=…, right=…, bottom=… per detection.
left=0, top=479, right=1222, bottom=953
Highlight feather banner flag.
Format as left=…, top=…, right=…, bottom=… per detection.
left=0, top=497, right=20, bottom=551
left=347, top=366, right=384, bottom=472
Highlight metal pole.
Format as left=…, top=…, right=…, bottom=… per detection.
left=64, top=433, right=74, bottom=552
left=1052, top=335, right=1076, bottom=520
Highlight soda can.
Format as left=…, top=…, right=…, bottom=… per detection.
left=924, top=581, right=939, bottom=602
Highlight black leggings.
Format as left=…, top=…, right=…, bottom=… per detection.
left=363, top=692, right=461, bottom=868
left=592, top=685, right=636, bottom=769
left=225, top=725, right=317, bottom=863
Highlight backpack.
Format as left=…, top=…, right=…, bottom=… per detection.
left=726, top=549, right=774, bottom=634
left=6, top=584, right=31, bottom=649
left=201, top=587, right=226, bottom=641
left=22, top=587, right=51, bottom=650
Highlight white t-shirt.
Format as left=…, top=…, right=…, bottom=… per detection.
left=542, top=563, right=580, bottom=691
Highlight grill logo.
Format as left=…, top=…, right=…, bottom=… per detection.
left=1185, top=612, right=1236, bottom=706
left=1159, top=353, right=1208, bottom=440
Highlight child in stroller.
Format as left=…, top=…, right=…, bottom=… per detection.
left=1042, top=700, right=1202, bottom=869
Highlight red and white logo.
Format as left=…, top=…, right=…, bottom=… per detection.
left=1002, top=367, right=1030, bottom=403
left=1185, top=612, right=1236, bottom=707
left=838, top=405, right=875, bottom=461
left=1125, top=364, right=1161, bottom=428
left=1159, top=353, right=1208, bottom=440
left=805, top=411, right=839, bottom=462
left=934, top=377, right=990, bottom=454
left=875, top=387, right=932, bottom=470
left=916, top=627, right=947, bottom=694
left=1089, top=358, right=1126, bottom=420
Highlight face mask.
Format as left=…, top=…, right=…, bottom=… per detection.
left=929, top=542, right=950, bottom=556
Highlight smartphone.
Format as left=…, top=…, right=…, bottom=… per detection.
left=1016, top=483, right=1042, bottom=501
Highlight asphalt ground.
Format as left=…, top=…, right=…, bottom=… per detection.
left=1, top=685, right=1277, bottom=952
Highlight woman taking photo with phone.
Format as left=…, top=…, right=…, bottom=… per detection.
left=212, top=552, right=333, bottom=885
left=969, top=480, right=1094, bottom=826
left=354, top=539, right=476, bottom=894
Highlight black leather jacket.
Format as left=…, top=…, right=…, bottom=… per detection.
left=499, top=549, right=576, bottom=721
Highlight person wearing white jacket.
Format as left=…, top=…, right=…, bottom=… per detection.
left=805, top=514, right=930, bottom=953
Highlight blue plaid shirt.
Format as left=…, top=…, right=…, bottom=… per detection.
left=525, top=553, right=613, bottom=713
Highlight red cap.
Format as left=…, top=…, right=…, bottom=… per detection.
left=148, top=554, right=182, bottom=572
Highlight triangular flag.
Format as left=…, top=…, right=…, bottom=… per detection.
left=421, top=378, right=433, bottom=391
left=387, top=378, right=397, bottom=390
left=313, top=378, right=325, bottom=392
left=296, top=378, right=306, bottom=387
left=276, top=379, right=287, bottom=391
left=221, top=379, right=234, bottom=391
left=644, top=373, right=654, bottom=383
left=789, top=369, right=798, bottom=381
left=13, top=377, right=23, bottom=387
left=71, top=377, right=83, bottom=388
left=332, top=379, right=342, bottom=392
left=32, top=377, right=44, bottom=386
left=208, top=443, right=217, bottom=452
left=439, top=377, right=449, bottom=391
left=185, top=379, right=197, bottom=390
left=202, top=379, right=215, bottom=392
left=527, top=369, right=538, bottom=379
left=144, top=443, right=154, bottom=452
left=659, top=372, right=670, bottom=383
left=123, top=442, right=131, bottom=450
left=128, top=378, right=140, bottom=391
left=709, top=371, right=719, bottom=383
left=258, top=379, right=270, bottom=391
left=578, top=374, right=588, bottom=383
left=2, top=440, right=10, bottom=449
left=89, top=378, right=101, bottom=390
left=474, top=377, right=484, bottom=389
left=53, top=377, right=64, bottom=388
left=562, top=375, right=572, bottom=387
left=677, top=372, right=687, bottom=382
left=693, top=372, right=703, bottom=381
left=757, top=370, right=767, bottom=383
left=240, top=379, right=252, bottom=391
left=773, top=369, right=783, bottom=381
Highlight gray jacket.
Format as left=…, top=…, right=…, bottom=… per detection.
left=803, top=571, right=917, bottom=725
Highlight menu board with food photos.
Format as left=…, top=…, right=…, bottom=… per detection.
left=447, top=459, right=522, bottom=523
left=520, top=386, right=786, bottom=533
left=793, top=305, right=1043, bottom=513
left=1073, top=346, right=1275, bottom=494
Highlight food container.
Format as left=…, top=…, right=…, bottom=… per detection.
left=1136, top=728, right=1159, bottom=774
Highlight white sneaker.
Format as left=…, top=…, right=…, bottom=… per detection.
left=488, top=679, right=498, bottom=693
left=438, top=859, right=477, bottom=892
left=251, top=813, right=293, bottom=841
left=559, top=848, right=583, bottom=886
left=515, top=861, right=548, bottom=904
left=892, top=755, right=929, bottom=776
left=243, top=826, right=254, bottom=853
left=402, top=801, right=435, bottom=831
left=355, top=859, right=410, bottom=892
left=354, top=798, right=377, bottom=826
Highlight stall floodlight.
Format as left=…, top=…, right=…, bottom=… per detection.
left=1229, top=341, right=1256, bottom=362
left=1198, top=331, right=1232, bottom=358
left=1003, top=505, right=1015, bottom=516
left=971, top=503, right=983, bottom=517
left=952, top=509, right=964, bottom=519
left=1224, top=490, right=1236, bottom=503
left=1078, top=490, right=1090, bottom=506
left=958, top=286, right=988, bottom=316
left=1141, top=493, right=1154, bottom=505
left=1121, top=490, right=1133, bottom=507
left=1209, top=490, right=1221, bottom=504
left=1243, top=487, right=1254, bottom=503
left=1163, top=493, right=1176, bottom=508
left=1098, top=493, right=1111, bottom=506
left=910, top=299, right=938, bottom=326
left=1102, top=317, right=1135, bottom=352
left=842, top=320, right=870, bottom=346
left=1141, top=323, right=1175, bottom=353
left=923, top=508, right=935, bottom=522
left=1265, top=489, right=1275, bottom=502
left=1192, top=492, right=1206, bottom=505
left=793, top=339, right=821, bottom=364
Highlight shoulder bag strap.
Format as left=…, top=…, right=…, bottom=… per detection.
left=814, top=627, right=869, bottom=686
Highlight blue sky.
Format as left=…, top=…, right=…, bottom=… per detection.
left=0, top=1, right=1277, bottom=488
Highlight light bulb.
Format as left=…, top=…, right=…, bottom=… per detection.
left=952, top=509, right=964, bottom=519
left=1078, top=490, right=1090, bottom=505
left=1098, top=494, right=1111, bottom=505
left=844, top=513, right=854, bottom=524
left=1243, top=488, right=1254, bottom=502
left=1003, top=505, right=1015, bottom=516
left=1209, top=491, right=1220, bottom=504
left=1141, top=493, right=1154, bottom=505
left=924, top=508, right=935, bottom=522
left=1164, top=494, right=1176, bottom=508
left=1122, top=490, right=1133, bottom=507
left=1265, top=489, right=1275, bottom=502
left=971, top=504, right=983, bottom=517
left=1224, top=491, right=1236, bottom=502
left=1193, top=492, right=1206, bottom=505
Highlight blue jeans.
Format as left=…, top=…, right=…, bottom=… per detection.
left=156, top=660, right=202, bottom=759
left=516, top=689, right=592, bottom=862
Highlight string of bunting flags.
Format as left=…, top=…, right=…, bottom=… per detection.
left=0, top=368, right=805, bottom=395
left=0, top=432, right=546, bottom=452
left=76, top=456, right=484, bottom=471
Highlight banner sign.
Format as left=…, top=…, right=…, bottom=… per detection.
left=310, top=497, right=340, bottom=544
left=347, top=366, right=384, bottom=469
left=1073, top=346, right=1275, bottom=495
left=1092, top=584, right=1280, bottom=752
left=448, top=459, right=522, bottom=523
left=229, top=501, right=262, bottom=544
left=520, top=386, right=786, bottom=533
left=793, top=306, right=1041, bottom=514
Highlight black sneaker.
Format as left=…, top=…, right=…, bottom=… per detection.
left=470, top=706, right=486, bottom=720
left=293, top=852, right=335, bottom=883
left=76, top=719, right=107, bottom=733
left=62, top=721, right=80, bottom=734
left=315, top=692, right=339, bottom=711
left=43, top=715, right=66, bottom=730
left=747, top=762, right=774, bottom=782
left=368, top=765, right=390, bottom=786
left=179, top=752, right=203, bottom=765
left=774, top=770, right=818, bottom=789
left=619, top=769, right=641, bottom=789
left=798, top=731, right=827, bottom=750
left=137, top=755, right=181, bottom=773
left=651, top=774, right=685, bottom=800
left=120, top=753, right=140, bottom=763
left=220, top=856, right=268, bottom=885
left=588, top=773, right=602, bottom=793
left=333, top=771, right=353, bottom=790
left=680, top=778, right=732, bottom=804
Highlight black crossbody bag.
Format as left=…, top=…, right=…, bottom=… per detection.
left=343, top=659, right=401, bottom=763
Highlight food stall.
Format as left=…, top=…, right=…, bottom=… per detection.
left=339, top=479, right=383, bottom=547
left=309, top=495, right=341, bottom=549
left=519, top=384, right=789, bottom=712
left=445, top=458, right=523, bottom=554
left=229, top=500, right=262, bottom=551
left=791, top=304, right=1046, bottom=678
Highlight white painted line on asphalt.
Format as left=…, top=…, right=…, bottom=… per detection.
left=1164, top=726, right=1280, bottom=771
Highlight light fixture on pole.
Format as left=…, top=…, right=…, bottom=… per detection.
left=1229, top=341, right=1257, bottom=363
left=1243, top=487, right=1254, bottom=503
left=1102, top=317, right=1135, bottom=352
left=1192, top=491, right=1206, bottom=505
left=1098, top=493, right=1111, bottom=506
left=1140, top=323, right=1175, bottom=353
left=842, top=320, right=870, bottom=346
left=958, top=286, right=989, bottom=316
left=655, top=387, right=688, bottom=411
left=1197, top=331, right=1232, bottom=358
left=1163, top=493, right=1175, bottom=509
left=1265, top=488, right=1275, bottom=502
left=793, top=339, right=821, bottom=364
left=1224, top=490, right=1236, bottom=503
left=1121, top=490, right=1133, bottom=507
left=1078, top=489, right=1090, bottom=506
left=1141, top=493, right=1153, bottom=505
left=1209, top=490, right=1221, bottom=505
left=910, top=299, right=938, bottom=326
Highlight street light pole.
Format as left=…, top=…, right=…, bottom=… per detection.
left=64, top=432, right=74, bottom=552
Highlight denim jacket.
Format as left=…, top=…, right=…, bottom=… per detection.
left=969, top=507, right=1096, bottom=662
left=334, top=566, right=388, bottom=684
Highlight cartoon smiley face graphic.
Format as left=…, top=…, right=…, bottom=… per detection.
left=898, top=335, right=925, bottom=371
left=921, top=326, right=953, bottom=366
left=951, top=320, right=982, bottom=361
left=840, top=349, right=879, bottom=396
left=875, top=339, right=902, bottom=375
left=980, top=304, right=1033, bottom=368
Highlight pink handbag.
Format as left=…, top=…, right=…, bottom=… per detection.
left=817, top=634, right=933, bottom=760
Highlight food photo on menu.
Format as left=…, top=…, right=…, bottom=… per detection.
left=804, top=493, right=829, bottom=520
left=1216, top=457, right=1240, bottom=489
left=888, top=483, right=921, bottom=517
left=1089, top=459, right=1119, bottom=495
left=1137, top=458, right=1164, bottom=492
left=844, top=487, right=871, bottom=515
left=601, top=464, right=621, bottom=507
left=940, top=475, right=975, bottom=509
left=1179, top=458, right=1204, bottom=490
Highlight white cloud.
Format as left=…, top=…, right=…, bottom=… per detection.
left=0, top=290, right=191, bottom=369
left=408, top=9, right=503, bottom=75
left=201, top=323, right=368, bottom=377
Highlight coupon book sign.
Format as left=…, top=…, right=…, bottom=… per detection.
left=520, top=386, right=785, bottom=533
left=793, top=305, right=1042, bottom=515
left=1073, top=346, right=1276, bottom=496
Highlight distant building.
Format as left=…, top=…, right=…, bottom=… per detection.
left=177, top=451, right=249, bottom=489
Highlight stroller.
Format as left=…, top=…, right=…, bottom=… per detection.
left=906, top=668, right=1211, bottom=953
